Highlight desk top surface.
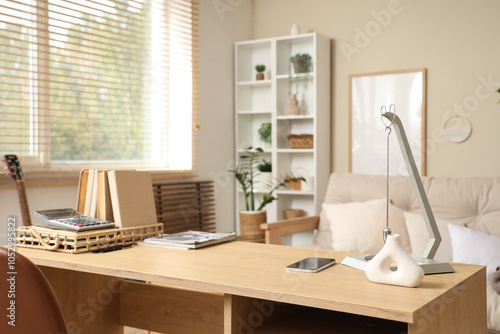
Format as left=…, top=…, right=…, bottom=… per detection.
left=17, top=241, right=484, bottom=324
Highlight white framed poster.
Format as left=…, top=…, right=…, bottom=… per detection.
left=349, top=69, right=426, bottom=176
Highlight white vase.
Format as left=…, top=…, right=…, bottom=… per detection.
left=365, top=234, right=424, bottom=288
left=258, top=172, right=272, bottom=190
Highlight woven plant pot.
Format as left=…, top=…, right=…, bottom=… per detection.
left=239, top=210, right=266, bottom=241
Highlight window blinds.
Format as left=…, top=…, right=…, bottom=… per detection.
left=0, top=0, right=198, bottom=172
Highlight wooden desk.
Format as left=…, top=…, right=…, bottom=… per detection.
left=18, top=242, right=487, bottom=333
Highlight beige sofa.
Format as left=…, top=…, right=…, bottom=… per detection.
left=261, top=172, right=500, bottom=333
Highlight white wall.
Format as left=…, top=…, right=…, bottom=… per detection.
left=253, top=0, right=500, bottom=177
left=0, top=0, right=253, bottom=244
left=0, top=184, right=77, bottom=244
left=197, top=0, right=253, bottom=233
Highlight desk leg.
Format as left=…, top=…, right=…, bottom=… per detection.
left=40, top=266, right=123, bottom=334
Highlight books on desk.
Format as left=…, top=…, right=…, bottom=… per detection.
left=76, top=169, right=158, bottom=229
left=139, top=231, right=236, bottom=249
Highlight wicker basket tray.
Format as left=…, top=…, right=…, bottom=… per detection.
left=287, top=134, right=314, bottom=149
left=16, top=223, right=163, bottom=254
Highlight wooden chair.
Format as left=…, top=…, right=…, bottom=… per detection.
left=0, top=246, right=68, bottom=333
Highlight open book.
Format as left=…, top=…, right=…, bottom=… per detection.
left=139, top=231, right=236, bottom=249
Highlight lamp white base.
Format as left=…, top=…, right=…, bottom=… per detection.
left=342, top=254, right=455, bottom=275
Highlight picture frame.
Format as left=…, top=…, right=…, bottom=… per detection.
left=349, top=69, right=427, bottom=176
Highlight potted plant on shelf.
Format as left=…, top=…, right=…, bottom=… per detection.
left=257, top=159, right=272, bottom=190
left=229, top=147, right=305, bottom=241
left=290, top=53, right=311, bottom=74
left=258, top=122, right=271, bottom=148
left=288, top=53, right=312, bottom=114
left=255, top=64, right=266, bottom=80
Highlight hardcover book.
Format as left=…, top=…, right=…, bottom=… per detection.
left=108, top=170, right=158, bottom=228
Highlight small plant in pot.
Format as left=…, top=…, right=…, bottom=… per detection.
left=290, top=53, right=311, bottom=74
left=229, top=147, right=305, bottom=241
left=257, top=159, right=272, bottom=190
left=258, top=122, right=271, bottom=146
left=289, top=53, right=311, bottom=114
left=255, top=64, right=266, bottom=80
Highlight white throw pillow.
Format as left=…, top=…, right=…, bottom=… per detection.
left=487, top=274, right=500, bottom=332
left=448, top=223, right=500, bottom=275
left=323, top=199, right=386, bottom=253
left=448, top=224, right=500, bottom=332
left=403, top=211, right=460, bottom=262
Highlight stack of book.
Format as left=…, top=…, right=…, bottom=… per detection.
left=139, top=231, right=236, bottom=249
left=77, top=169, right=158, bottom=228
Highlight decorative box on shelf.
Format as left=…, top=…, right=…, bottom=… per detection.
left=16, top=223, right=163, bottom=254
left=287, top=134, right=313, bottom=149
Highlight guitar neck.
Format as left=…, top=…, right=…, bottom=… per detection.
left=16, top=180, right=32, bottom=227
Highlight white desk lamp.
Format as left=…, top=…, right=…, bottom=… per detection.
left=342, top=111, right=454, bottom=275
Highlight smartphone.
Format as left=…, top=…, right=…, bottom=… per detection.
left=286, top=257, right=335, bottom=273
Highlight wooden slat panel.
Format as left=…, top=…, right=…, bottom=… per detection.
left=157, top=208, right=215, bottom=219
left=152, top=180, right=216, bottom=233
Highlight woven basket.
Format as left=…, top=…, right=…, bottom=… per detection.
left=287, top=134, right=313, bottom=149
left=16, top=223, right=163, bottom=254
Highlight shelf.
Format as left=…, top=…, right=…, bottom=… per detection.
left=237, top=80, right=271, bottom=87
left=237, top=188, right=313, bottom=196
left=238, top=110, right=272, bottom=115
left=234, top=32, right=330, bottom=227
left=276, top=73, right=313, bottom=80
left=276, top=115, right=314, bottom=120
left=237, top=148, right=271, bottom=153
left=276, top=189, right=313, bottom=196
left=237, top=188, right=271, bottom=194
left=277, top=148, right=314, bottom=153
left=252, top=305, right=406, bottom=334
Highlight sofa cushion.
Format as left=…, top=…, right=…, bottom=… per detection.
left=314, top=209, right=333, bottom=249
left=315, top=173, right=414, bottom=249
left=403, top=211, right=464, bottom=262
left=422, top=177, right=500, bottom=238
left=365, top=203, right=412, bottom=254
left=448, top=223, right=500, bottom=275
left=323, top=199, right=385, bottom=253
left=487, top=280, right=500, bottom=333
left=448, top=224, right=500, bottom=332
left=322, top=199, right=411, bottom=254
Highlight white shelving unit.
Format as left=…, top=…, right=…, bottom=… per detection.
left=234, top=33, right=331, bottom=238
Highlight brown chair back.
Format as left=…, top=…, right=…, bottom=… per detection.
left=0, top=247, right=68, bottom=333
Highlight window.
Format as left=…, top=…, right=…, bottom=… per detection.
left=0, top=0, right=198, bottom=172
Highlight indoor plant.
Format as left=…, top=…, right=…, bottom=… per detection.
left=258, top=122, right=271, bottom=144
left=289, top=53, right=311, bottom=114
left=290, top=53, right=311, bottom=74
left=255, top=64, right=266, bottom=80
left=230, top=147, right=304, bottom=240
left=257, top=159, right=272, bottom=190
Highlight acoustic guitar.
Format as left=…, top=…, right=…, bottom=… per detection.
left=4, top=154, right=32, bottom=226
